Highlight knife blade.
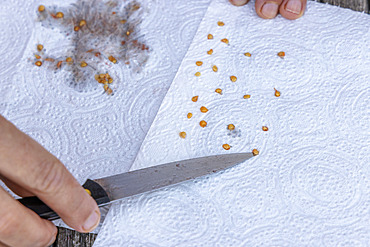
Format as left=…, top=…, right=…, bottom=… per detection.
left=18, top=152, right=253, bottom=220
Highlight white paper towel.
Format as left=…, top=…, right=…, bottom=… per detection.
left=94, top=0, right=370, bottom=246
left=0, top=0, right=211, bottom=230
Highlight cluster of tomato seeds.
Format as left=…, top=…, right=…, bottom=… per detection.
left=33, top=0, right=150, bottom=95
left=181, top=21, right=283, bottom=155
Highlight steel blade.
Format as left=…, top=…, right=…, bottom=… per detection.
left=94, top=152, right=253, bottom=202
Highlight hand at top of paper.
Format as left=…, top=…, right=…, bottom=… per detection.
left=230, top=0, right=307, bottom=19
left=0, top=115, right=100, bottom=247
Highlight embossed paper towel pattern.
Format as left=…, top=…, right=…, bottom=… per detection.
left=94, top=0, right=370, bottom=246
left=0, top=0, right=211, bottom=230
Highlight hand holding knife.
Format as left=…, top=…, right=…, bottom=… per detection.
left=19, top=152, right=253, bottom=221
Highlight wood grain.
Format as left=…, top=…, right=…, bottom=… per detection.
left=319, top=0, right=369, bottom=13
left=51, top=227, right=97, bottom=247
left=51, top=0, right=368, bottom=246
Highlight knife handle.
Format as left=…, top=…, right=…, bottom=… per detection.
left=17, top=179, right=110, bottom=221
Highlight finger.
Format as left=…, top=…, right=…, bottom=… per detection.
left=0, top=241, right=10, bottom=247
left=229, top=0, right=250, bottom=6
left=0, top=187, right=57, bottom=247
left=0, top=175, right=34, bottom=197
left=0, top=116, right=100, bottom=233
left=255, top=0, right=283, bottom=19
left=279, top=0, right=306, bottom=20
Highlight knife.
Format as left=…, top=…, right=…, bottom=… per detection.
left=18, top=152, right=253, bottom=221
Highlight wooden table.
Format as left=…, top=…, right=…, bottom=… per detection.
left=52, top=0, right=368, bottom=246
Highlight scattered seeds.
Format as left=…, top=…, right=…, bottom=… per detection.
left=38, top=5, right=45, bottom=12
left=227, top=124, right=235, bottom=130
left=230, top=76, right=237, bottom=82
left=274, top=88, right=281, bottom=97
left=34, top=54, right=41, bottom=59
left=200, top=106, right=208, bottom=113
left=195, top=72, right=201, bottom=77
left=191, top=96, right=198, bottom=102
left=57, top=61, right=63, bottom=68
left=74, top=26, right=80, bottom=31
left=79, top=20, right=87, bottom=27
left=212, top=65, right=218, bottom=72
left=221, top=38, right=229, bottom=44
left=80, top=61, right=88, bottom=67
left=207, top=49, right=213, bottom=55
left=278, top=51, right=285, bottom=58
left=262, top=126, right=268, bottom=131
left=199, top=120, right=207, bottom=128
left=252, top=149, right=259, bottom=156
left=243, top=94, right=250, bottom=99
left=207, top=34, right=213, bottom=39
left=66, top=57, right=73, bottom=63
left=35, top=61, right=42, bottom=67
left=55, top=12, right=64, bottom=18
left=223, top=144, right=231, bottom=150
left=244, top=52, right=251, bottom=57
left=196, top=61, right=203, bottom=66
left=215, top=88, right=222, bottom=94
left=108, top=55, right=117, bottom=64
left=179, top=131, right=187, bottom=139
left=37, top=44, right=43, bottom=52
left=217, top=21, right=225, bottom=26
left=187, top=113, right=193, bottom=119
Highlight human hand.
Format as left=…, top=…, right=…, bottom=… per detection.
left=230, top=0, right=307, bottom=20
left=0, top=115, right=100, bottom=247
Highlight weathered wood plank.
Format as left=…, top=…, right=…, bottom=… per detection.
left=319, top=0, right=369, bottom=13
left=50, top=227, right=97, bottom=247
left=51, top=0, right=368, bottom=246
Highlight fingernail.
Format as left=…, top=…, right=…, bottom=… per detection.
left=286, top=0, right=302, bottom=15
left=82, top=210, right=100, bottom=232
left=47, top=226, right=58, bottom=246
left=261, top=2, right=279, bottom=19
left=230, top=0, right=249, bottom=6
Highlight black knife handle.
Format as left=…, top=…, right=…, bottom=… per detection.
left=17, top=179, right=110, bottom=221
